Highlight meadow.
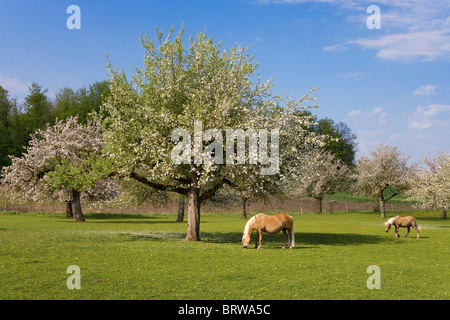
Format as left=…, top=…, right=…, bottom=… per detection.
left=0, top=210, right=448, bottom=300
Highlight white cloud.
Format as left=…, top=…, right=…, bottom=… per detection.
left=413, top=84, right=438, bottom=96
left=349, top=29, right=450, bottom=62
left=347, top=110, right=363, bottom=117
left=408, top=104, right=450, bottom=129
left=379, top=113, right=388, bottom=124
left=371, top=107, right=383, bottom=114
left=337, top=72, right=365, bottom=79
left=266, top=0, right=450, bottom=62
left=348, top=0, right=450, bottom=61
left=0, top=75, right=29, bottom=94
left=346, top=107, right=388, bottom=124
left=323, top=43, right=347, bottom=52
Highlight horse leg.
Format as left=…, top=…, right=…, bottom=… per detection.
left=405, top=226, right=410, bottom=238
left=254, top=231, right=259, bottom=249
left=411, top=219, right=420, bottom=238
left=257, top=230, right=263, bottom=249
left=282, top=229, right=287, bottom=249
left=395, top=225, right=400, bottom=237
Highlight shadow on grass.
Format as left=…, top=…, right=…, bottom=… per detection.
left=113, top=230, right=397, bottom=251
left=199, top=231, right=390, bottom=247
left=119, top=231, right=186, bottom=242
left=75, top=213, right=184, bottom=225
left=297, top=232, right=389, bottom=246
left=86, top=213, right=167, bottom=220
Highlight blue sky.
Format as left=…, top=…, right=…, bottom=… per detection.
left=1, top=0, right=449, bottom=162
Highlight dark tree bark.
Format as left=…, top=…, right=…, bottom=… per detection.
left=379, top=188, right=398, bottom=219
left=65, top=200, right=73, bottom=217
left=241, top=197, right=249, bottom=219
left=71, top=189, right=85, bottom=222
left=176, top=195, right=185, bottom=222
left=317, top=197, right=323, bottom=213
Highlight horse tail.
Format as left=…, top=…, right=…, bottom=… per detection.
left=289, top=216, right=295, bottom=248
left=413, top=217, right=422, bottom=230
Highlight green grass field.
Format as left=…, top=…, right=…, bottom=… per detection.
left=0, top=210, right=448, bottom=300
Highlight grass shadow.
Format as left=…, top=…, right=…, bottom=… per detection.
left=118, top=231, right=186, bottom=242
left=297, top=232, right=389, bottom=246
left=86, top=213, right=165, bottom=220
left=199, top=231, right=389, bottom=247
left=79, top=213, right=183, bottom=225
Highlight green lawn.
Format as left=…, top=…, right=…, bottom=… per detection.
left=0, top=210, right=448, bottom=300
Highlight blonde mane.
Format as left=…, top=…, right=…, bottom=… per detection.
left=385, top=216, right=397, bottom=226
left=243, top=215, right=258, bottom=237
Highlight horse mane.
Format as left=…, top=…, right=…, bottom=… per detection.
left=385, top=216, right=398, bottom=226
left=244, top=214, right=262, bottom=236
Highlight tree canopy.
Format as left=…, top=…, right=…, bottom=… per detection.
left=0, top=116, right=112, bottom=221
left=406, top=152, right=449, bottom=219
left=101, top=26, right=325, bottom=240
left=353, top=144, right=412, bottom=218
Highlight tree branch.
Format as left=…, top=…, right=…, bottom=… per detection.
left=129, top=171, right=189, bottom=195
left=199, top=179, right=226, bottom=203
left=385, top=192, right=398, bottom=202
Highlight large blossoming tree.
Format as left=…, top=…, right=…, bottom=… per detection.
left=290, top=150, right=350, bottom=213
left=0, top=116, right=113, bottom=221
left=353, top=144, right=413, bottom=218
left=101, top=26, right=323, bottom=241
left=406, top=152, right=449, bottom=219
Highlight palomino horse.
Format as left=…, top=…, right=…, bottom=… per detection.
left=385, top=216, right=420, bottom=238
left=242, top=213, right=294, bottom=249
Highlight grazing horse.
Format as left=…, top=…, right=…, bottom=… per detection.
left=242, top=213, right=295, bottom=249
left=385, top=216, right=420, bottom=238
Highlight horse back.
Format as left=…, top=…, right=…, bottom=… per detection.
left=398, top=216, right=416, bottom=227
left=277, top=213, right=294, bottom=228
left=256, top=213, right=293, bottom=234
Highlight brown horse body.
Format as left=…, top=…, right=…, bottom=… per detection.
left=242, top=213, right=295, bottom=249
left=385, top=216, right=420, bottom=238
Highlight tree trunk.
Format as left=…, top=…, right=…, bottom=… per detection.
left=185, top=188, right=201, bottom=241
left=378, top=189, right=387, bottom=218
left=442, top=209, right=447, bottom=219
left=65, top=200, right=73, bottom=217
left=71, top=190, right=85, bottom=222
left=380, top=199, right=386, bottom=218
left=242, top=198, right=248, bottom=219
left=317, top=197, right=323, bottom=213
left=176, top=195, right=185, bottom=222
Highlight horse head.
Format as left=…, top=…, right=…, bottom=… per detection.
left=242, top=216, right=255, bottom=249
left=384, top=217, right=396, bottom=233
left=384, top=222, right=392, bottom=233
left=242, top=232, right=251, bottom=249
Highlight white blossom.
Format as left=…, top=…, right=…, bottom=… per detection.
left=406, top=152, right=449, bottom=217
